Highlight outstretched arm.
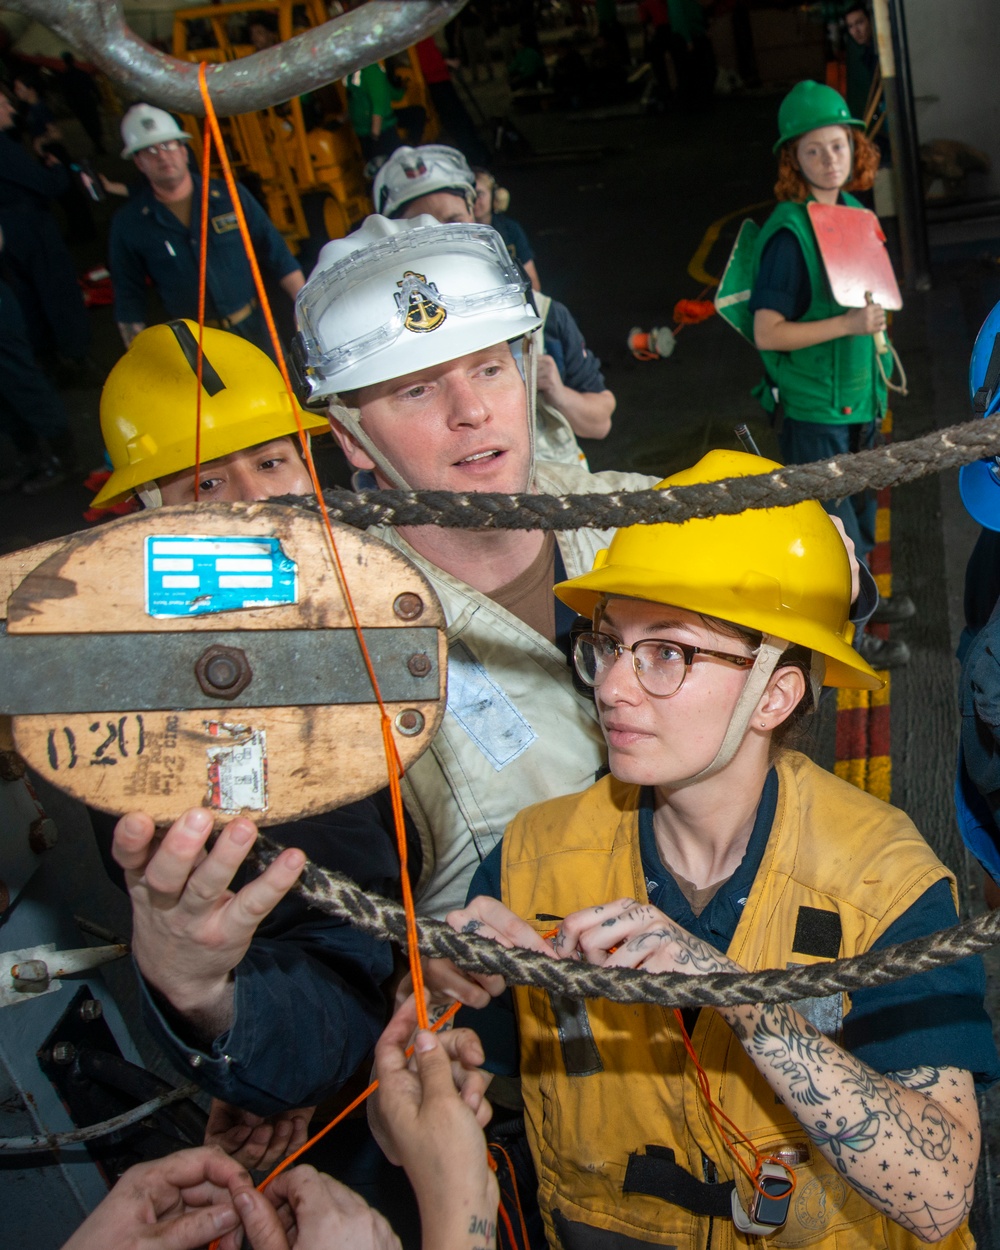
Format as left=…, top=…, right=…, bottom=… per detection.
left=372, top=997, right=499, bottom=1250
left=559, top=901, right=980, bottom=1242
left=113, top=808, right=305, bottom=1040
left=113, top=801, right=399, bottom=1113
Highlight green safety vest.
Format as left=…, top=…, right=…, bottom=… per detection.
left=752, top=195, right=886, bottom=426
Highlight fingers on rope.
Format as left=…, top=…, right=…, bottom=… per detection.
left=250, top=837, right=1000, bottom=1009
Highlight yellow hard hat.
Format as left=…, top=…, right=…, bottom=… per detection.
left=92, top=320, right=328, bottom=507
left=554, top=448, right=881, bottom=690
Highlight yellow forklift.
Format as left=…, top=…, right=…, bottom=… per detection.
left=172, top=0, right=438, bottom=250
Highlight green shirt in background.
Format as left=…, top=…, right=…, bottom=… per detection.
left=345, top=63, right=396, bottom=138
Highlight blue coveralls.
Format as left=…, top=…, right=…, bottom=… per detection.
left=108, top=174, right=300, bottom=359
left=0, top=131, right=90, bottom=362
left=0, top=277, right=70, bottom=460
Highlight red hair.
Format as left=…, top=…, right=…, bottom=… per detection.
left=774, top=129, right=880, bottom=202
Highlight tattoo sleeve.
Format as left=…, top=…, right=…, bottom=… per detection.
left=721, top=1000, right=979, bottom=1240
left=627, top=926, right=733, bottom=975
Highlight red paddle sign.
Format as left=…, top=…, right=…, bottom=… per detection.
left=807, top=202, right=903, bottom=310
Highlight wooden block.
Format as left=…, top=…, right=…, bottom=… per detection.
left=8, top=501, right=424, bottom=635
left=14, top=702, right=444, bottom=827
left=0, top=537, right=69, bottom=622
left=6, top=503, right=447, bottom=826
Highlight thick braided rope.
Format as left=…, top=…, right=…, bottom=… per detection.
left=252, top=836, right=1000, bottom=1008
left=304, top=415, right=1000, bottom=531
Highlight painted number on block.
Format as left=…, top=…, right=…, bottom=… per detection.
left=46, top=715, right=146, bottom=770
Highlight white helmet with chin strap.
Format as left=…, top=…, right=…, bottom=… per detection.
left=372, top=145, right=476, bottom=219
left=290, top=214, right=542, bottom=489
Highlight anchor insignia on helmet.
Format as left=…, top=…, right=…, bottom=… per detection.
left=395, top=271, right=447, bottom=334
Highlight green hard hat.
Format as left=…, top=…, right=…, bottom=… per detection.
left=773, top=80, right=866, bottom=153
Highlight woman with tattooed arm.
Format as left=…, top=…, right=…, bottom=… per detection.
left=431, top=450, right=998, bottom=1249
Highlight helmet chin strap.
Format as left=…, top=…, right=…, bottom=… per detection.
left=136, top=481, right=162, bottom=509
left=670, top=635, right=790, bottom=789
left=522, top=331, right=538, bottom=485
left=326, top=331, right=539, bottom=498
left=327, top=400, right=413, bottom=490
left=807, top=649, right=825, bottom=709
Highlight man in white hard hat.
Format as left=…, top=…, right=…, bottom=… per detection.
left=108, top=104, right=305, bottom=357
left=108, top=213, right=656, bottom=1119
left=110, top=216, right=873, bottom=1123
left=374, top=144, right=615, bottom=468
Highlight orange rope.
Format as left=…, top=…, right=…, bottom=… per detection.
left=383, top=716, right=428, bottom=1017
left=671, top=283, right=714, bottom=337
left=629, top=284, right=716, bottom=360
left=490, top=1140, right=532, bottom=1250
left=194, top=66, right=428, bottom=1031
left=192, top=74, right=439, bottom=1246
left=673, top=1009, right=795, bottom=1203
left=672, top=299, right=716, bottom=326
left=207, top=1002, right=462, bottom=1250
left=193, top=79, right=212, bottom=501
left=259, top=1000, right=461, bottom=1192
left=192, top=68, right=452, bottom=1250
left=497, top=1197, right=519, bottom=1249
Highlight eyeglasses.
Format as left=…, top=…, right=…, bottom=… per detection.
left=573, top=631, right=756, bottom=699
left=139, top=140, right=183, bottom=157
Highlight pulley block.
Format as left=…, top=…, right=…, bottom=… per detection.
left=0, top=503, right=447, bottom=826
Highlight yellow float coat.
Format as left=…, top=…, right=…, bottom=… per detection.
left=502, top=750, right=971, bottom=1250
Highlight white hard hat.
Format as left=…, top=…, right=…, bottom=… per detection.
left=372, top=145, right=476, bottom=219
left=120, top=104, right=191, bottom=159
left=291, top=215, right=542, bottom=405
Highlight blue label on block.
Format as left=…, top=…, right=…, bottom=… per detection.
left=145, top=535, right=298, bottom=618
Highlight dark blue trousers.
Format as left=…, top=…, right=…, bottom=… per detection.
left=0, top=206, right=90, bottom=362
left=0, top=278, right=70, bottom=455
left=779, top=416, right=878, bottom=562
